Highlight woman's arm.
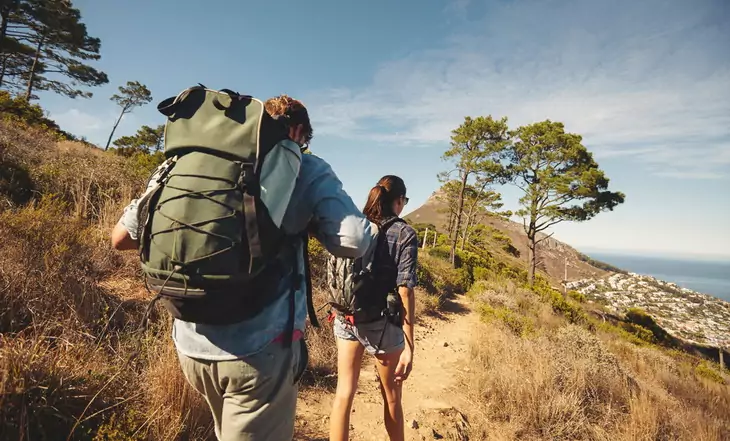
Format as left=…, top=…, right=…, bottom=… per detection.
left=399, top=285, right=415, bottom=350
left=394, top=226, right=418, bottom=383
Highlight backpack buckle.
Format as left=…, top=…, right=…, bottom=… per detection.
left=237, top=162, right=256, bottom=190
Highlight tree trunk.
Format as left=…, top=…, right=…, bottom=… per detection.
left=459, top=182, right=488, bottom=251
left=526, top=213, right=538, bottom=286
left=450, top=170, right=469, bottom=266
left=24, top=33, right=44, bottom=101
left=446, top=207, right=455, bottom=242
left=0, top=54, right=8, bottom=87
left=527, top=235, right=537, bottom=287
left=460, top=211, right=471, bottom=250
left=0, top=8, right=9, bottom=87
left=105, top=107, right=127, bottom=150
left=0, top=1, right=16, bottom=55
left=460, top=199, right=478, bottom=250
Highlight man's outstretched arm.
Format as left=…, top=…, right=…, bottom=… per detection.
left=111, top=198, right=141, bottom=251
left=111, top=221, right=138, bottom=250
left=305, top=160, right=374, bottom=258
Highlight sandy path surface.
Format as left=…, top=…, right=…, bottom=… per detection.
left=295, top=295, right=478, bottom=440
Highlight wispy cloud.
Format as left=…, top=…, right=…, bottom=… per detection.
left=443, top=0, right=471, bottom=19
left=307, top=0, right=730, bottom=179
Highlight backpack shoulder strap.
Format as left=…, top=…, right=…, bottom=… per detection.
left=372, top=217, right=405, bottom=259
left=377, top=217, right=404, bottom=237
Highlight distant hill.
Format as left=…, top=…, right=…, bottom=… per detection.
left=405, top=189, right=611, bottom=283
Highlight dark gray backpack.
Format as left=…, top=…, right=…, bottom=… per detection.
left=325, top=217, right=403, bottom=324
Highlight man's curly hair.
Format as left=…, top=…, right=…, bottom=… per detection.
left=264, top=94, right=313, bottom=146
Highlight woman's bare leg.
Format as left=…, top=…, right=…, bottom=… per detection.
left=330, top=338, right=366, bottom=441
left=375, top=349, right=405, bottom=441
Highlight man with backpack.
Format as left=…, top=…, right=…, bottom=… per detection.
left=111, top=87, right=374, bottom=441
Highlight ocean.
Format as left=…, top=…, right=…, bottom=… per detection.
left=587, top=252, right=730, bottom=303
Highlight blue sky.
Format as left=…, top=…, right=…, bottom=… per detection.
left=38, top=0, right=730, bottom=260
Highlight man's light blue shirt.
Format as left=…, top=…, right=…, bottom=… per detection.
left=120, top=153, right=374, bottom=360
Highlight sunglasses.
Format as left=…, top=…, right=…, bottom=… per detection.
left=402, top=196, right=409, bottom=205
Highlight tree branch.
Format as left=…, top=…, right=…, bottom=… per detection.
left=535, top=231, right=555, bottom=245
left=534, top=218, right=564, bottom=233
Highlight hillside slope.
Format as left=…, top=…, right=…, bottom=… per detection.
left=405, top=189, right=608, bottom=283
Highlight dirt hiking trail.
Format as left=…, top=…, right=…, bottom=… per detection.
left=295, top=295, right=479, bottom=441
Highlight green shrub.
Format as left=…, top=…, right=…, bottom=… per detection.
left=595, top=320, right=649, bottom=346
left=489, top=231, right=519, bottom=256
left=472, top=266, right=491, bottom=282
left=532, top=279, right=587, bottom=325
left=307, top=237, right=328, bottom=287
left=577, top=252, right=627, bottom=274
left=500, top=265, right=528, bottom=284
left=480, top=304, right=534, bottom=337
left=466, top=279, right=491, bottom=300
left=619, top=322, right=656, bottom=344
left=695, top=361, right=726, bottom=384
left=0, top=156, right=34, bottom=206
left=568, top=290, right=586, bottom=303
left=419, top=293, right=444, bottom=315
left=417, top=254, right=470, bottom=295
left=427, top=245, right=452, bottom=262
left=457, top=249, right=491, bottom=270
left=624, top=307, right=673, bottom=345
left=127, top=150, right=166, bottom=177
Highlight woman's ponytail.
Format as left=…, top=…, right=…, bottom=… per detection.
left=363, top=185, right=387, bottom=223
left=362, top=175, right=407, bottom=224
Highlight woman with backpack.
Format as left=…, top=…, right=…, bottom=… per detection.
left=329, top=175, right=418, bottom=441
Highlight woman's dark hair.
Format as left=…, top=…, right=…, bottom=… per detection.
left=363, top=175, right=407, bottom=224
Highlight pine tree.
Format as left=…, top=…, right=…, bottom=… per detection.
left=112, top=124, right=164, bottom=156
left=504, top=120, right=625, bottom=286
left=0, top=0, right=107, bottom=100
left=105, top=81, right=153, bottom=150
left=440, top=115, right=509, bottom=266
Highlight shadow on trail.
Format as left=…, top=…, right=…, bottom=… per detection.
left=300, top=367, right=337, bottom=393
left=423, top=293, right=471, bottom=321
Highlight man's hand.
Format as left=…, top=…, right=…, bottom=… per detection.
left=394, top=347, right=413, bottom=385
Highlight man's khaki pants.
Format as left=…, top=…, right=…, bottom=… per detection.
left=178, top=339, right=308, bottom=441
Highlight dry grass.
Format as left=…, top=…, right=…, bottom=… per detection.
left=0, top=122, right=213, bottom=440
left=462, top=283, right=730, bottom=441
left=300, top=288, right=338, bottom=391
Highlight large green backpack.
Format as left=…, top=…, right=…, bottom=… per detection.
left=135, top=85, right=309, bottom=327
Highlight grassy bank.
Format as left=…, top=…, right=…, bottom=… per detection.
left=0, top=121, right=213, bottom=440
left=462, top=277, right=730, bottom=440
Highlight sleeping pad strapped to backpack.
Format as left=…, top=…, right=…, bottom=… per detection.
left=134, top=85, right=317, bottom=332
